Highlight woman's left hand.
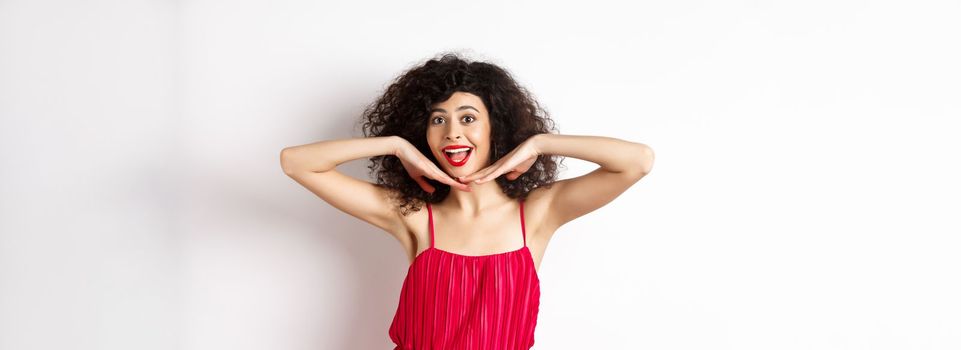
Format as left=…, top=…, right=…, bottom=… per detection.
left=458, top=136, right=542, bottom=184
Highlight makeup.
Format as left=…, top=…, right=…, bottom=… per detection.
left=442, top=145, right=473, bottom=167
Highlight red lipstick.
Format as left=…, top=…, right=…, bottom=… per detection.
left=442, top=145, right=473, bottom=167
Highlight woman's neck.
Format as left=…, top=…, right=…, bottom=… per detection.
left=440, top=180, right=512, bottom=216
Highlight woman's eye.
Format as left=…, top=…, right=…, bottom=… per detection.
left=431, top=115, right=474, bottom=124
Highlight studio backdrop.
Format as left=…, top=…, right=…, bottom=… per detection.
left=1, top=0, right=959, bottom=349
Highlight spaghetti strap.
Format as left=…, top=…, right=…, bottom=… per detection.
left=390, top=198, right=541, bottom=349
left=519, top=199, right=527, bottom=247
left=426, top=202, right=435, bottom=248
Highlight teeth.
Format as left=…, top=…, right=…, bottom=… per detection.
left=444, top=148, right=471, bottom=154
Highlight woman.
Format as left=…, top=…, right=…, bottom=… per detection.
left=280, top=52, right=654, bottom=349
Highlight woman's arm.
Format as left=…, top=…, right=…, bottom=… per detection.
left=533, top=134, right=653, bottom=175
left=281, top=136, right=470, bottom=236
left=531, top=133, right=654, bottom=230
left=280, top=136, right=409, bottom=235
left=281, top=136, right=402, bottom=174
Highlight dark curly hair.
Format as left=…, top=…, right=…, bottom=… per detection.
left=359, top=52, right=563, bottom=216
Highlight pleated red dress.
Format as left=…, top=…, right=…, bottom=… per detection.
left=389, top=199, right=541, bottom=350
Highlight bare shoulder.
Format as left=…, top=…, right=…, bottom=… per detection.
left=521, top=185, right=562, bottom=246
left=391, top=198, right=431, bottom=262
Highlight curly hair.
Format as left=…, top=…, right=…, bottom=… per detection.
left=359, top=52, right=563, bottom=216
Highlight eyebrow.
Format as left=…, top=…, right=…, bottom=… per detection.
left=430, top=105, right=480, bottom=114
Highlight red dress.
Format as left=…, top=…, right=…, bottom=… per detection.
left=389, top=199, right=541, bottom=349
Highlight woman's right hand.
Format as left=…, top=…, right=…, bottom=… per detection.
left=394, top=139, right=471, bottom=193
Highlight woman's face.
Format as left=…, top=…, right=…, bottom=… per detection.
left=426, top=91, right=492, bottom=178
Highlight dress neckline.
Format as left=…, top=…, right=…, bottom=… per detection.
left=423, top=245, right=529, bottom=259
left=410, top=245, right=540, bottom=281
left=425, top=200, right=528, bottom=250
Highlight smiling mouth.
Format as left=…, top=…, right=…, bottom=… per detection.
left=443, top=147, right=472, bottom=167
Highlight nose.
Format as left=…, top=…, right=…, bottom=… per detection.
left=444, top=126, right=462, bottom=141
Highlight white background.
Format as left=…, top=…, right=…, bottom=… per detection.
left=1, top=0, right=959, bottom=349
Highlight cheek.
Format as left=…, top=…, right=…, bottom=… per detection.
left=466, top=128, right=489, bottom=145
left=426, top=131, right=444, bottom=158
left=468, top=130, right=492, bottom=160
